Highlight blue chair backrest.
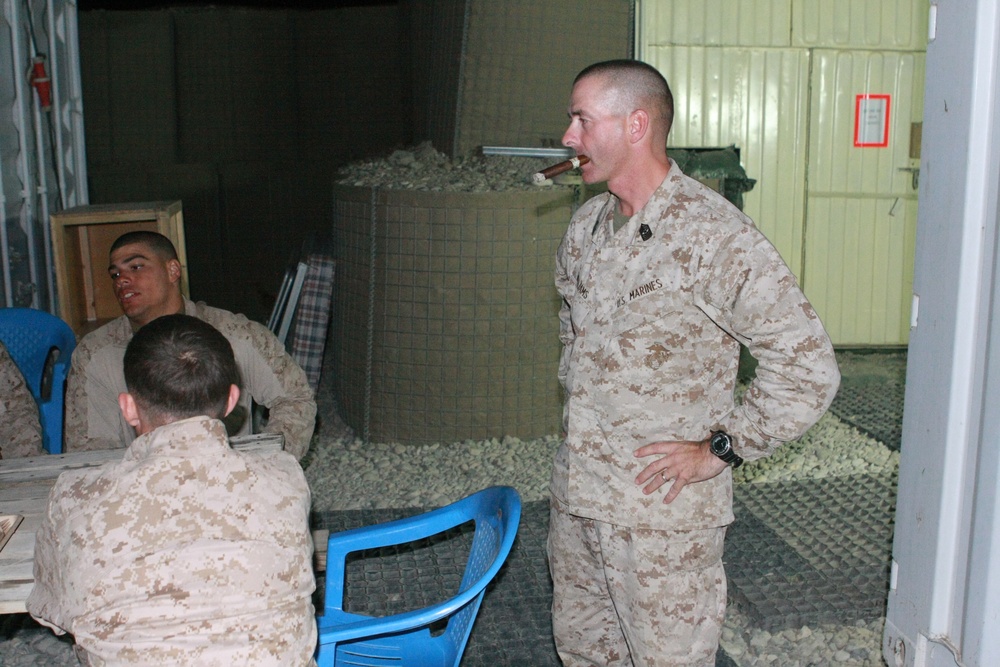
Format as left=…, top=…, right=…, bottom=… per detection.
left=316, top=485, right=522, bottom=667
left=0, top=308, right=76, bottom=454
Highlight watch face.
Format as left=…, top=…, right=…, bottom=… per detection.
left=710, top=432, right=731, bottom=456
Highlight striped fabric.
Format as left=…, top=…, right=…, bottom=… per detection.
left=288, top=252, right=335, bottom=392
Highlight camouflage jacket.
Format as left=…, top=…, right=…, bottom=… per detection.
left=64, top=298, right=317, bottom=460
left=26, top=416, right=317, bottom=666
left=0, top=340, right=43, bottom=458
left=552, top=161, right=840, bottom=530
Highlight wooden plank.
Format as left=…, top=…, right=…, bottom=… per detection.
left=313, top=529, right=328, bottom=573
left=0, top=450, right=123, bottom=483
left=0, top=451, right=123, bottom=614
left=0, top=516, right=23, bottom=553
left=0, top=482, right=56, bottom=504
left=78, top=226, right=97, bottom=321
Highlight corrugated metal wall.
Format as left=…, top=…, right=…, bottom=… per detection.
left=0, top=0, right=88, bottom=312
left=805, top=50, right=924, bottom=344
left=646, top=46, right=811, bottom=276
left=638, top=0, right=928, bottom=345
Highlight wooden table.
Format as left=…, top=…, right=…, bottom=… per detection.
left=0, top=450, right=123, bottom=614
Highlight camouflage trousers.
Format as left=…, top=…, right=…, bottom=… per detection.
left=547, top=497, right=727, bottom=667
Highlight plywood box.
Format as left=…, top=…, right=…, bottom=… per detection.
left=50, top=201, right=188, bottom=335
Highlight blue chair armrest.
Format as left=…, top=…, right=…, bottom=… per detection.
left=317, top=584, right=485, bottom=645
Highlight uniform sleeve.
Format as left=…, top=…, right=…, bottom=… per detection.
left=555, top=200, right=605, bottom=394
left=698, top=226, right=841, bottom=461
left=0, top=343, right=43, bottom=458
left=555, top=238, right=577, bottom=392
left=63, top=344, right=126, bottom=452
left=26, top=486, right=71, bottom=635
left=237, top=321, right=317, bottom=461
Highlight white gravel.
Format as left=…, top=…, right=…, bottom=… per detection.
left=734, top=411, right=900, bottom=485
left=721, top=609, right=887, bottom=667
left=336, top=141, right=570, bottom=192
left=304, top=434, right=560, bottom=511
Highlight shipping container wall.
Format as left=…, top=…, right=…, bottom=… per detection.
left=637, top=0, right=928, bottom=345
left=792, top=0, right=927, bottom=49
left=639, top=0, right=792, bottom=48
left=805, top=50, right=924, bottom=344
left=644, top=46, right=810, bottom=276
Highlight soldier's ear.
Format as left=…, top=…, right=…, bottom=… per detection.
left=628, top=109, right=649, bottom=144
left=223, top=384, right=241, bottom=418
left=119, top=392, right=140, bottom=428
left=166, top=258, right=182, bottom=285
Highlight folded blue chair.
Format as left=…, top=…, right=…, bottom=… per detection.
left=0, top=308, right=76, bottom=454
left=316, top=485, right=521, bottom=667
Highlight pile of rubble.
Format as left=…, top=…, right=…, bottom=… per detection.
left=336, top=141, right=569, bottom=192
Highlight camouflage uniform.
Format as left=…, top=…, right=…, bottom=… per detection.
left=0, top=340, right=43, bottom=458
left=64, top=298, right=317, bottom=459
left=26, top=416, right=318, bottom=666
left=549, top=161, right=840, bottom=665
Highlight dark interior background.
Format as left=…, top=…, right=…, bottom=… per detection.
left=77, top=0, right=631, bottom=322
left=79, top=3, right=410, bottom=321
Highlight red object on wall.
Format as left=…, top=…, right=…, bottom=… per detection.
left=29, top=56, right=52, bottom=111
left=854, top=94, right=891, bottom=148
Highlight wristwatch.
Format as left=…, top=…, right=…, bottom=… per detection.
left=709, top=431, right=744, bottom=468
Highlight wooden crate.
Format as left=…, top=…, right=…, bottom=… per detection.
left=50, top=201, right=188, bottom=334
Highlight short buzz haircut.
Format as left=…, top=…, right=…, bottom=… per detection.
left=575, top=59, right=674, bottom=136
left=123, top=314, right=239, bottom=422
left=110, top=231, right=178, bottom=261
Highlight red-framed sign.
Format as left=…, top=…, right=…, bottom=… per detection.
left=854, top=94, right=891, bottom=148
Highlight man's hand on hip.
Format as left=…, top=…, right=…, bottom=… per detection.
left=634, top=438, right=729, bottom=504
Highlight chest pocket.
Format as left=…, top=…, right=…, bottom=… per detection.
left=606, top=288, right=720, bottom=389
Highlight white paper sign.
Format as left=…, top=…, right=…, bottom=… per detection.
left=855, top=94, right=891, bottom=147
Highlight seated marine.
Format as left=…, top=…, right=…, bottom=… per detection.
left=64, top=231, right=316, bottom=459
left=0, top=339, right=43, bottom=458
left=27, top=314, right=317, bottom=665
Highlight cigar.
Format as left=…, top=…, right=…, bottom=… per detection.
left=531, top=155, right=590, bottom=184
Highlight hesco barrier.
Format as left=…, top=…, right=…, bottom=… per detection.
left=332, top=184, right=578, bottom=444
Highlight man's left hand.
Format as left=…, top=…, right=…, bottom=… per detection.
left=634, top=438, right=729, bottom=504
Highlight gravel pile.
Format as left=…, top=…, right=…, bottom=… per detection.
left=304, top=434, right=560, bottom=511
left=302, top=411, right=899, bottom=512
left=336, top=141, right=571, bottom=192
left=734, top=411, right=900, bottom=485
left=721, top=609, right=886, bottom=666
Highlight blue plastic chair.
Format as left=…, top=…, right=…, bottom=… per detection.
left=316, top=486, right=521, bottom=667
left=0, top=308, right=76, bottom=454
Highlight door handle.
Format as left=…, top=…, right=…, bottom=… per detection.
left=898, top=167, right=919, bottom=190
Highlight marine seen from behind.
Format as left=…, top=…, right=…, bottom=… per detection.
left=27, top=314, right=317, bottom=665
